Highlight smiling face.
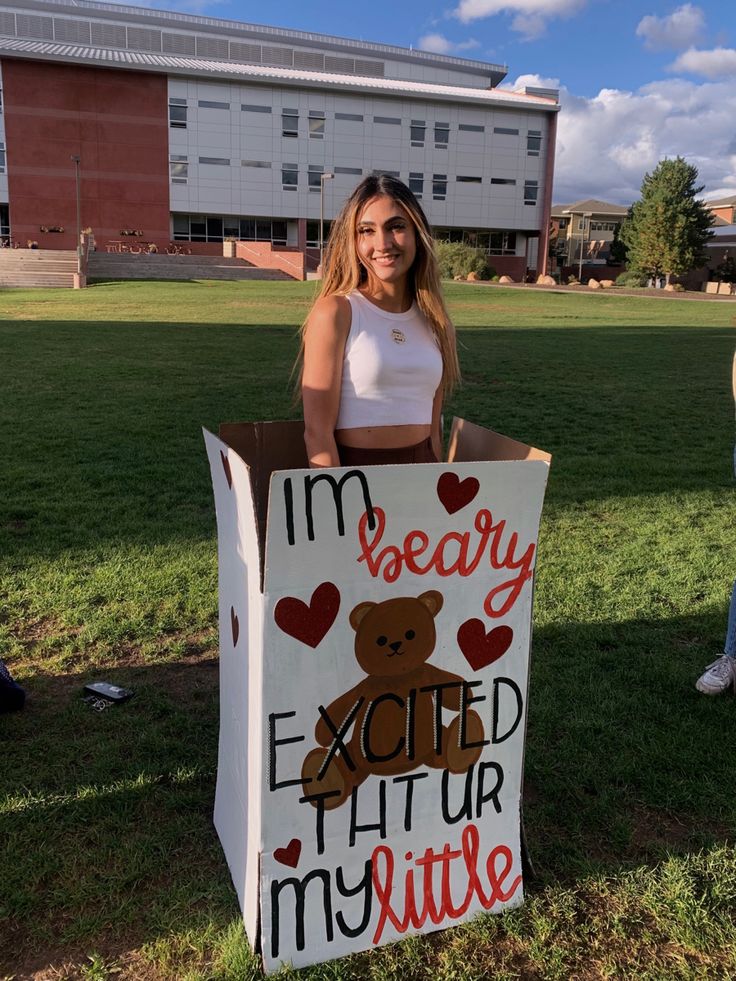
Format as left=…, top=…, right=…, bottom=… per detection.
left=355, top=194, right=418, bottom=290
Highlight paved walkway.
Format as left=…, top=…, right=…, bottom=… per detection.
left=465, top=281, right=736, bottom=303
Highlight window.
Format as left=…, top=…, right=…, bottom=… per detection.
left=527, top=130, right=542, bottom=156
left=198, top=100, right=229, bottom=109
left=199, top=156, right=229, bottom=166
left=0, top=141, right=5, bottom=174
left=433, top=174, right=447, bottom=200
left=169, top=154, right=187, bottom=184
left=169, top=97, right=187, bottom=129
left=309, top=111, right=325, bottom=139
left=172, top=214, right=190, bottom=240
left=224, top=217, right=240, bottom=239
left=524, top=180, right=539, bottom=205
left=409, top=172, right=423, bottom=198
left=282, top=163, right=298, bottom=190
left=0, top=89, right=3, bottom=114
left=491, top=178, right=516, bottom=185
left=457, top=175, right=482, bottom=184
left=434, top=123, right=449, bottom=148
left=335, top=166, right=362, bottom=175
left=374, top=115, right=401, bottom=125
left=241, top=160, right=272, bottom=168
left=410, top=120, right=425, bottom=147
left=242, top=104, right=272, bottom=113
left=308, top=164, right=323, bottom=191
left=459, top=123, right=484, bottom=133
left=372, top=169, right=400, bottom=179
left=173, top=214, right=288, bottom=245
left=437, top=228, right=464, bottom=243
left=489, top=231, right=516, bottom=255
left=494, top=126, right=518, bottom=136
left=335, top=112, right=363, bottom=121
left=306, top=220, right=332, bottom=248
left=189, top=217, right=206, bottom=241
left=591, top=221, right=617, bottom=232
left=206, top=217, right=224, bottom=241
left=282, top=108, right=298, bottom=138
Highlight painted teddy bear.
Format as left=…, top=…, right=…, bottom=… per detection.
left=301, top=589, right=485, bottom=809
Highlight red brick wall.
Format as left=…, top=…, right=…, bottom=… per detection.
left=2, top=59, right=170, bottom=250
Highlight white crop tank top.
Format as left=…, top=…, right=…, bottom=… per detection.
left=336, top=291, right=443, bottom=429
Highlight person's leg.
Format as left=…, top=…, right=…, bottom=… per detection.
left=695, top=580, right=736, bottom=694
left=724, top=580, right=736, bottom=658
left=0, top=657, right=25, bottom=712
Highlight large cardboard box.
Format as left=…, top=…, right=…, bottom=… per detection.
left=204, top=418, right=551, bottom=973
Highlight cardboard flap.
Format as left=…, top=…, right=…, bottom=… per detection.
left=219, top=421, right=308, bottom=562
left=447, top=417, right=551, bottom=464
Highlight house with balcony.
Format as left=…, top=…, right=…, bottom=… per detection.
left=550, top=198, right=629, bottom=271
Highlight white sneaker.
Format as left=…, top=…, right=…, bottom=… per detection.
left=695, top=655, right=736, bottom=694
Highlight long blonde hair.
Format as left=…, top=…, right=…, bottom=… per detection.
left=300, top=174, right=460, bottom=394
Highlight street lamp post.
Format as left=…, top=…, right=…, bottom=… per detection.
left=319, top=172, right=334, bottom=275
left=71, top=154, right=81, bottom=276
left=578, top=211, right=591, bottom=282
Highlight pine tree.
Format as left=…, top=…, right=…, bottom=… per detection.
left=621, top=157, right=714, bottom=284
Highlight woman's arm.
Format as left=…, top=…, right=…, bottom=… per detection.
left=431, top=384, right=444, bottom=463
left=302, top=295, right=351, bottom=468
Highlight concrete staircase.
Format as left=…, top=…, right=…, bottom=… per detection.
left=0, top=249, right=78, bottom=287
left=87, top=252, right=292, bottom=282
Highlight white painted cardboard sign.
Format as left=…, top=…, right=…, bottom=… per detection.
left=204, top=419, right=550, bottom=973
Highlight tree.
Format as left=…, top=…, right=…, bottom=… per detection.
left=607, top=219, right=629, bottom=266
left=621, top=157, right=714, bottom=284
left=714, top=253, right=736, bottom=284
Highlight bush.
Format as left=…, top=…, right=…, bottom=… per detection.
left=615, top=270, right=648, bottom=287
left=435, top=240, right=491, bottom=280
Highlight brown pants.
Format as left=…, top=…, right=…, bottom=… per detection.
left=336, top=437, right=438, bottom=467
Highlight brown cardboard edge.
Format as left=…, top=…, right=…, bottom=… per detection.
left=219, top=420, right=307, bottom=590
left=447, top=417, right=552, bottom=464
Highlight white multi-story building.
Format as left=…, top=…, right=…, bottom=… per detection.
left=0, top=0, right=559, bottom=277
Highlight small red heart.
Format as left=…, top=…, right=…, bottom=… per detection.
left=274, top=838, right=301, bottom=868
left=458, top=620, right=513, bottom=671
left=230, top=606, right=239, bottom=647
left=437, top=472, right=480, bottom=514
left=274, top=582, right=340, bottom=649
left=220, top=450, right=232, bottom=489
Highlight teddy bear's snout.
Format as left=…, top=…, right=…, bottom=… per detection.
left=388, top=640, right=404, bottom=656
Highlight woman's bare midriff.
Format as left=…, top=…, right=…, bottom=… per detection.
left=335, top=423, right=431, bottom=449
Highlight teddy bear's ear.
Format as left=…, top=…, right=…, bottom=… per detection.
left=350, top=601, right=376, bottom=631
left=418, top=590, right=444, bottom=617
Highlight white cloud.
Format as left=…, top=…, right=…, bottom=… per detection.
left=417, top=33, right=480, bottom=54
left=453, top=0, right=585, bottom=35
left=669, top=46, right=736, bottom=77
left=510, top=12, right=546, bottom=41
left=506, top=73, right=736, bottom=205
left=636, top=4, right=705, bottom=51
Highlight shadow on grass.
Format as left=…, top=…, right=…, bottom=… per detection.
left=2, top=602, right=735, bottom=976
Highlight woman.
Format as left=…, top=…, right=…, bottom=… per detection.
left=300, top=174, right=459, bottom=468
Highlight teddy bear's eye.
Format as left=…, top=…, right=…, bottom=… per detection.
left=405, top=630, right=415, bottom=640
left=376, top=635, right=388, bottom=646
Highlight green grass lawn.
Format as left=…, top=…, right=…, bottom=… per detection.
left=1, top=281, right=736, bottom=979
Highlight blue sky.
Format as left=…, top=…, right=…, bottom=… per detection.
left=133, top=0, right=736, bottom=204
